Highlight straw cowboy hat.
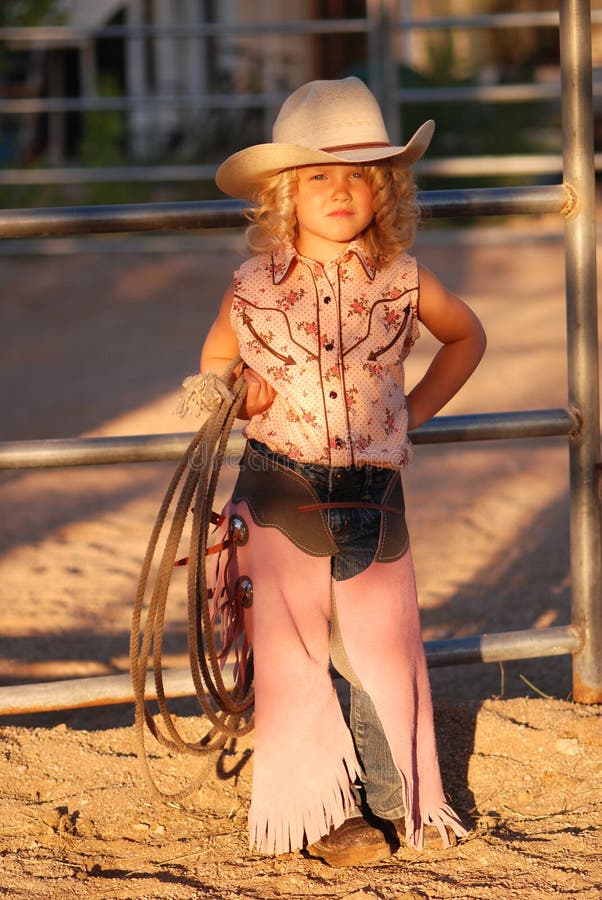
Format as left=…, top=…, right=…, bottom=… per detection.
left=215, top=76, right=435, bottom=200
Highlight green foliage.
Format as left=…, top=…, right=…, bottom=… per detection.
left=78, top=75, right=125, bottom=168
left=398, top=66, right=560, bottom=164
left=347, top=52, right=560, bottom=192
left=423, top=31, right=458, bottom=86
left=0, top=0, right=65, bottom=84
left=75, top=74, right=132, bottom=205
left=0, top=0, right=63, bottom=28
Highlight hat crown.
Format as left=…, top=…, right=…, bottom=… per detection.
left=215, top=77, right=435, bottom=200
left=272, top=77, right=390, bottom=151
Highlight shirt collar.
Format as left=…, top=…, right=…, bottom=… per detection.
left=270, top=240, right=379, bottom=284
left=270, top=243, right=298, bottom=284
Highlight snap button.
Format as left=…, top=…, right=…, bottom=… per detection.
left=324, top=342, right=334, bottom=351
left=329, top=390, right=337, bottom=399
left=323, top=296, right=331, bottom=304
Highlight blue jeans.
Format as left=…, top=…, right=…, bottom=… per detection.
left=248, top=440, right=406, bottom=820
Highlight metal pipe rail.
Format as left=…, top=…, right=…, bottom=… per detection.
left=1, top=92, right=287, bottom=115
left=1, top=11, right=601, bottom=41
left=560, top=0, right=602, bottom=704
left=1, top=81, right=580, bottom=114
left=0, top=20, right=370, bottom=43
left=395, top=11, right=602, bottom=30
left=2, top=9, right=595, bottom=194
left=0, top=626, right=580, bottom=716
left=0, top=185, right=569, bottom=241
left=2, top=12, right=599, bottom=122
left=396, top=83, right=565, bottom=104
left=0, top=409, right=577, bottom=471
left=1, top=155, right=601, bottom=186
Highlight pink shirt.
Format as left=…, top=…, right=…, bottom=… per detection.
left=231, top=241, right=420, bottom=469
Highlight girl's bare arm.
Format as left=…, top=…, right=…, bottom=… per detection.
left=200, top=284, right=240, bottom=375
left=406, top=265, right=487, bottom=431
left=200, top=284, right=276, bottom=418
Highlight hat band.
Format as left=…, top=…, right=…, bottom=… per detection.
left=319, top=141, right=391, bottom=153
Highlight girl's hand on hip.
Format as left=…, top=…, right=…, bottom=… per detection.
left=240, top=368, right=277, bottom=419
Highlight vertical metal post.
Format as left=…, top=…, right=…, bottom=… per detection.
left=126, top=0, right=149, bottom=159
left=154, top=0, right=180, bottom=146
left=79, top=41, right=97, bottom=101
left=381, top=0, right=399, bottom=145
left=366, top=0, right=397, bottom=142
left=47, top=50, right=65, bottom=165
left=366, top=0, right=386, bottom=105
left=560, top=0, right=602, bottom=702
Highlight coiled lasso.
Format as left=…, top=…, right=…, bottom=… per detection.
left=130, top=357, right=254, bottom=801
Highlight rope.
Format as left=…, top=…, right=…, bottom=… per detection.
left=130, top=358, right=254, bottom=802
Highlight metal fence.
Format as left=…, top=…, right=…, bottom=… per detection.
left=1, top=4, right=601, bottom=186
left=0, top=0, right=600, bottom=714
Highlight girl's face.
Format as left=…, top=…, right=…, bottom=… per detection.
left=293, top=164, right=375, bottom=263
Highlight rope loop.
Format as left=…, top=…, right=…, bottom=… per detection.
left=130, top=356, right=254, bottom=802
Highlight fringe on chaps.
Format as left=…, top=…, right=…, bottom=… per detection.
left=211, top=500, right=467, bottom=855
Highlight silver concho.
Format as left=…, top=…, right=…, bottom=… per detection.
left=235, top=575, right=253, bottom=608
left=229, top=514, right=249, bottom=545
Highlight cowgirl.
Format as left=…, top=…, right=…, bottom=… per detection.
left=199, top=77, right=486, bottom=866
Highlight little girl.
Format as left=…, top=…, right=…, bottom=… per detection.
left=199, top=77, right=486, bottom=866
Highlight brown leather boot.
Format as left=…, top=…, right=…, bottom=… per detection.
left=392, top=820, right=458, bottom=851
left=305, top=815, right=398, bottom=867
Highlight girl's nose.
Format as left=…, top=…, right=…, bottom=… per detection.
left=331, top=178, right=351, bottom=199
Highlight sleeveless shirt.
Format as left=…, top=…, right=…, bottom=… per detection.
left=230, top=241, right=420, bottom=468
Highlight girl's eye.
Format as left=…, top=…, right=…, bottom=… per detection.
left=311, top=173, right=326, bottom=181
left=350, top=171, right=363, bottom=179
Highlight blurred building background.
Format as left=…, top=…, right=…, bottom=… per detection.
left=0, top=0, right=600, bottom=206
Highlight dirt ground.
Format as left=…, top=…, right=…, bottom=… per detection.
left=0, top=220, right=601, bottom=899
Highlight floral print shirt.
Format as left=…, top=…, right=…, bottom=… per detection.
left=231, top=241, right=420, bottom=469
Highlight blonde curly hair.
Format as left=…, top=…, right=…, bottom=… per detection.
left=244, top=160, right=419, bottom=260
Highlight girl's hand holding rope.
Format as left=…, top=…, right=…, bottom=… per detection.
left=238, top=368, right=277, bottom=419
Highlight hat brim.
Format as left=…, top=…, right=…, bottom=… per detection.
left=215, top=120, right=435, bottom=200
